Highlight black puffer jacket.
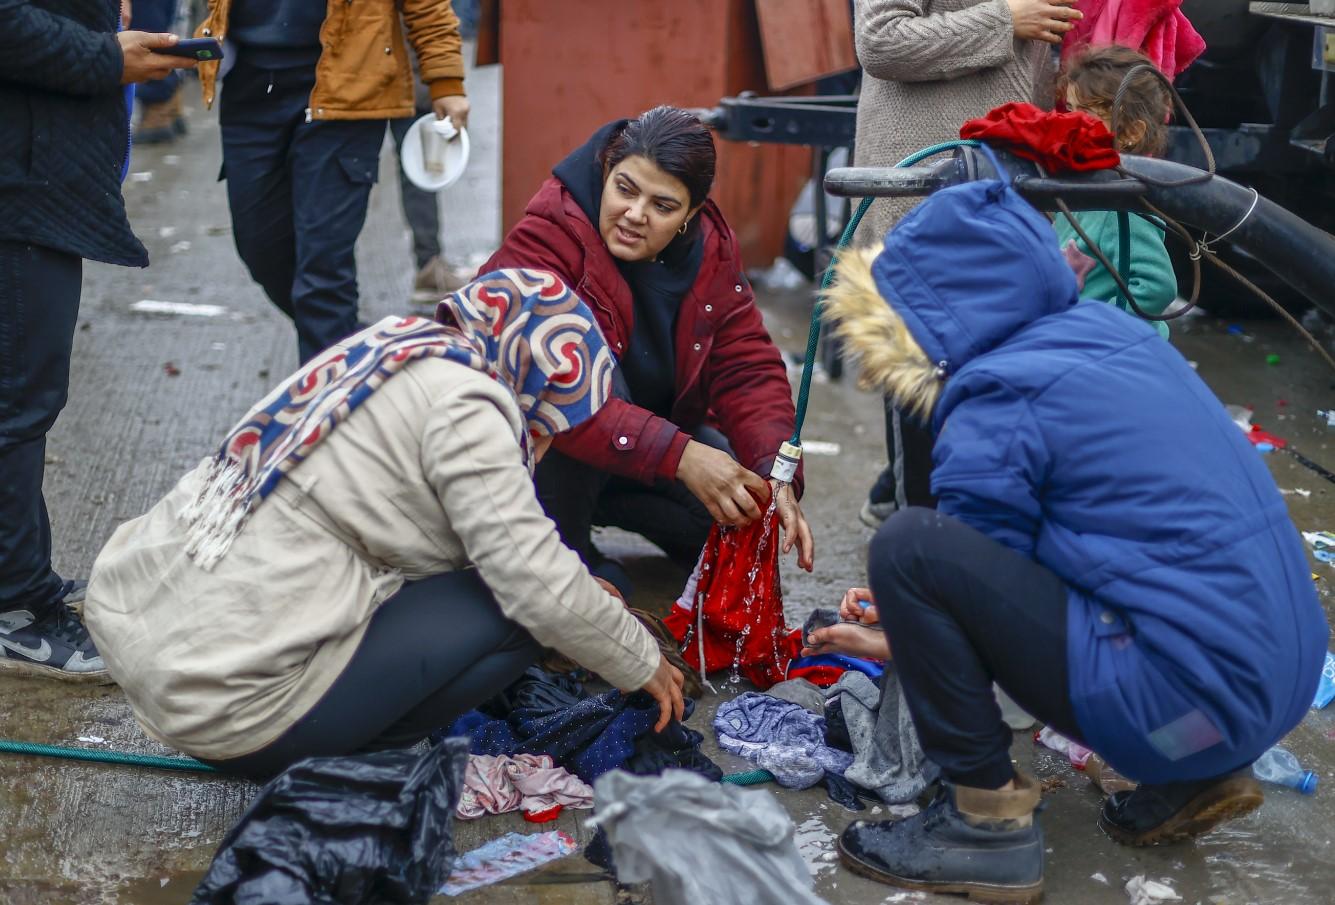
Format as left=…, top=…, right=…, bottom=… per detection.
left=0, top=0, right=147, bottom=266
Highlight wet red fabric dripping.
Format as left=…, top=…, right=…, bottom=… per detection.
left=663, top=505, right=797, bottom=690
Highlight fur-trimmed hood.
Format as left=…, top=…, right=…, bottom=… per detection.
left=822, top=179, right=1079, bottom=420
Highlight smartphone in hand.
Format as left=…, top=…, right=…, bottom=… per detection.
left=150, top=38, right=223, bottom=61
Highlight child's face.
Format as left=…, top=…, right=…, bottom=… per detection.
left=1065, top=85, right=1147, bottom=153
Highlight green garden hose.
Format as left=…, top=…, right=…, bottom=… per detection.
left=0, top=739, right=215, bottom=773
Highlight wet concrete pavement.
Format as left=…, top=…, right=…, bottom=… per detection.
left=2, top=53, right=1334, bottom=905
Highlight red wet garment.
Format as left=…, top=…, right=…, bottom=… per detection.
left=960, top=103, right=1120, bottom=173
left=663, top=505, right=794, bottom=690
left=1062, top=0, right=1206, bottom=79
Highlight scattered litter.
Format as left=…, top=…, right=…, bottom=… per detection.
left=159, top=877, right=169, bottom=887
left=210, top=342, right=227, bottom=351
left=163, top=362, right=181, bottom=377
left=129, top=171, right=153, bottom=182
left=1039, top=776, right=1067, bottom=792
left=800, top=440, right=841, bottom=456
left=589, top=769, right=830, bottom=905
left=1225, top=404, right=1253, bottom=431
left=1266, top=354, right=1281, bottom=366
left=1281, top=488, right=1312, bottom=498
left=132, top=299, right=227, bottom=317
left=76, top=736, right=106, bottom=745
left=438, top=830, right=576, bottom=896
left=1186, top=360, right=1198, bottom=370
left=1034, top=726, right=1092, bottom=768
left=158, top=227, right=177, bottom=239
left=1256, top=442, right=1275, bottom=453
left=1125, top=876, right=1181, bottom=905
left=169, top=241, right=192, bottom=254
left=1320, top=409, right=1335, bottom=429
left=1091, top=872, right=1109, bottom=885
left=163, top=154, right=181, bottom=165
left=1252, top=745, right=1318, bottom=794
left=1313, top=651, right=1334, bottom=710
left=1304, top=531, right=1335, bottom=564
left=204, top=225, right=230, bottom=236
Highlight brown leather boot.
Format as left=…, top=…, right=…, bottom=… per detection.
left=135, top=86, right=184, bottom=145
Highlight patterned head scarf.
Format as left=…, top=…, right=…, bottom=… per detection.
left=182, top=269, right=611, bottom=569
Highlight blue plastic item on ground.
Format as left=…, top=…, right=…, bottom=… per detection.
left=1314, top=651, right=1335, bottom=710
left=1252, top=746, right=1318, bottom=795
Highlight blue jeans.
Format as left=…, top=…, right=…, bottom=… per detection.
left=0, top=241, right=81, bottom=614
left=130, top=0, right=181, bottom=106
left=220, top=59, right=384, bottom=362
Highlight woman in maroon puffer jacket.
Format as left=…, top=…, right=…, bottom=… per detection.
left=481, top=107, right=813, bottom=595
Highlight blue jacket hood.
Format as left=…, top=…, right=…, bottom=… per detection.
left=870, top=178, right=1080, bottom=377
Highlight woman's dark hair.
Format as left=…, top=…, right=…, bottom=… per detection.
left=601, top=105, right=717, bottom=209
left=1059, top=45, right=1171, bottom=157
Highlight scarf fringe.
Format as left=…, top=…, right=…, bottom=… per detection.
left=179, top=457, right=254, bottom=572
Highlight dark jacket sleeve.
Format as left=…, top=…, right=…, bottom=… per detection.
left=704, top=238, right=804, bottom=496
left=0, top=1, right=124, bottom=95
left=483, top=209, right=689, bottom=486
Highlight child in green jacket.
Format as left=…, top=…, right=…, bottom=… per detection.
left=1056, top=45, right=1178, bottom=338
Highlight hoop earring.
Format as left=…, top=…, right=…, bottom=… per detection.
left=678, top=220, right=689, bottom=236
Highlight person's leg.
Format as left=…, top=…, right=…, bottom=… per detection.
left=219, top=61, right=304, bottom=328
left=288, top=116, right=385, bottom=362
left=203, top=570, right=541, bottom=779
left=388, top=116, right=442, bottom=271
left=838, top=507, right=1071, bottom=902
left=594, top=425, right=728, bottom=572
left=0, top=241, right=106, bottom=680
left=129, top=0, right=181, bottom=107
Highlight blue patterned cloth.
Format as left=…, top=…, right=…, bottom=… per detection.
left=713, top=692, right=853, bottom=789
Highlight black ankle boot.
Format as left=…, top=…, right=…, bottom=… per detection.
left=838, top=773, right=1043, bottom=905
left=1099, top=767, right=1263, bottom=846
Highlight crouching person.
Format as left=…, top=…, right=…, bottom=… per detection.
left=810, top=161, right=1327, bottom=903
left=83, top=270, right=684, bottom=779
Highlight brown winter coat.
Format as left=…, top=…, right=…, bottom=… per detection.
left=194, top=0, right=465, bottom=119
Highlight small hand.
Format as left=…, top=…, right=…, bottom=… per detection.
left=118, top=32, right=198, bottom=85
left=801, top=623, right=891, bottom=661
left=1006, top=0, right=1082, bottom=44
left=769, top=479, right=814, bottom=571
left=630, top=655, right=686, bottom=732
left=838, top=587, right=878, bottom=624
left=433, top=95, right=471, bottom=131
left=676, top=440, right=769, bottom=527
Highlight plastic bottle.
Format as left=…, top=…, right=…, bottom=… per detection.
left=1252, top=746, right=1318, bottom=795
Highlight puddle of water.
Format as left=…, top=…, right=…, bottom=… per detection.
left=794, top=814, right=839, bottom=875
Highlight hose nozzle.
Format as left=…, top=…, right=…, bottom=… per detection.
left=770, top=441, right=802, bottom=484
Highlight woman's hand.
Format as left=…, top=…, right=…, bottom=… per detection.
left=1007, top=0, right=1082, bottom=44
left=770, top=480, right=814, bottom=571
left=676, top=440, right=769, bottom=527
left=433, top=95, right=471, bottom=131
left=630, top=654, right=686, bottom=732
left=118, top=32, right=198, bottom=84
left=838, top=587, right=878, bottom=624
left=801, top=623, right=891, bottom=661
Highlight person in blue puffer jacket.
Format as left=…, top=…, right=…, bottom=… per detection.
left=809, top=150, right=1328, bottom=905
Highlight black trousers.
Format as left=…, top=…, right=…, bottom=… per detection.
left=0, top=241, right=81, bottom=615
left=535, top=426, right=729, bottom=597
left=220, top=59, right=385, bottom=363
left=388, top=115, right=442, bottom=271
left=203, top=570, right=540, bottom=780
left=868, top=508, right=1083, bottom=789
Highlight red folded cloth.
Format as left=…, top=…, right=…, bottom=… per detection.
left=960, top=102, right=1121, bottom=173
left=1062, top=0, right=1206, bottom=78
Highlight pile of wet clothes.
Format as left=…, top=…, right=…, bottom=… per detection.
left=438, top=667, right=721, bottom=786
left=713, top=613, right=939, bottom=810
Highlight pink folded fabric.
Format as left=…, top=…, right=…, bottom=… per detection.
left=1063, top=0, right=1206, bottom=78
left=457, top=753, right=595, bottom=820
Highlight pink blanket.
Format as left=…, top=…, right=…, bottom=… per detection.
left=457, top=754, right=594, bottom=820
left=1062, top=0, right=1206, bottom=77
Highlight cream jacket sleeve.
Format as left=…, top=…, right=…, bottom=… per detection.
left=421, top=377, right=660, bottom=692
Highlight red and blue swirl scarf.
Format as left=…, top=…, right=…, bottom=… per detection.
left=183, top=269, right=612, bottom=569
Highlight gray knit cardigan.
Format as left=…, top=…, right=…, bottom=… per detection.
left=851, top=0, right=1053, bottom=246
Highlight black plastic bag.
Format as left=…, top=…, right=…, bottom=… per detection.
left=190, top=739, right=468, bottom=905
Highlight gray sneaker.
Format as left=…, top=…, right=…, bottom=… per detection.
left=859, top=498, right=898, bottom=529
left=0, top=581, right=112, bottom=683
left=410, top=256, right=468, bottom=306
